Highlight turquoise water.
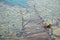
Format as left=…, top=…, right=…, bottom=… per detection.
left=0, top=0, right=28, bottom=8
